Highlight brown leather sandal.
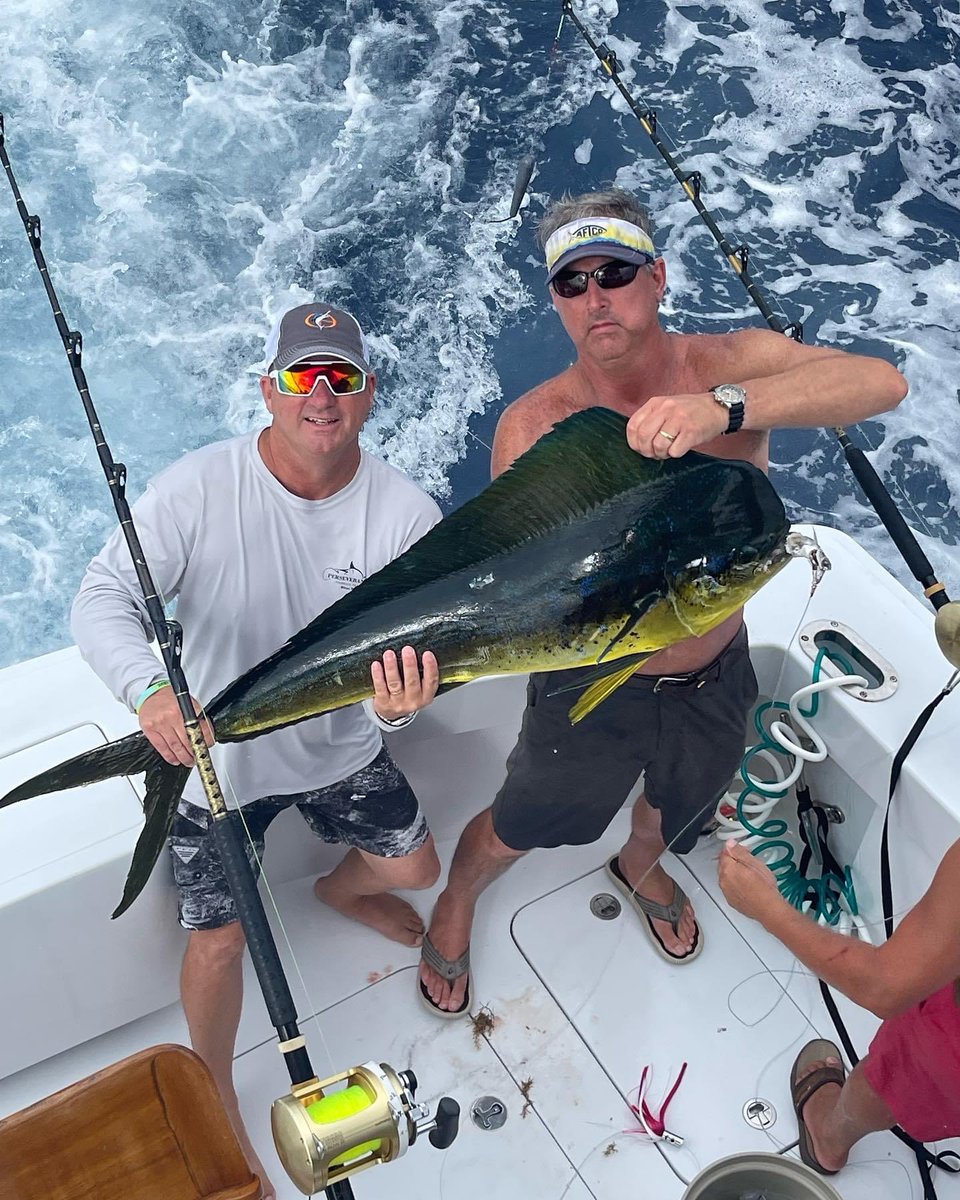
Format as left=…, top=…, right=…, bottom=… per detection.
left=790, top=1038, right=847, bottom=1175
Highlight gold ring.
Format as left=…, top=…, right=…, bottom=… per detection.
left=658, top=430, right=677, bottom=442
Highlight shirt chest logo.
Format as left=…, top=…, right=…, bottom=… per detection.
left=323, top=561, right=365, bottom=590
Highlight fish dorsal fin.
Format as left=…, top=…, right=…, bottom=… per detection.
left=274, top=408, right=663, bottom=657
left=568, top=659, right=646, bottom=725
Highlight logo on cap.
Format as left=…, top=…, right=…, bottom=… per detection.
left=573, top=224, right=608, bottom=239
left=305, top=311, right=337, bottom=330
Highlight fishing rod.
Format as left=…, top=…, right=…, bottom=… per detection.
left=548, top=0, right=960, bottom=670
left=0, top=112, right=458, bottom=1198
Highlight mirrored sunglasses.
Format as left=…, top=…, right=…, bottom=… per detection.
left=550, top=259, right=647, bottom=299
left=271, top=359, right=367, bottom=397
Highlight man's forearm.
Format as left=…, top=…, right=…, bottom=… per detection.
left=72, top=581, right=163, bottom=711
left=761, top=901, right=893, bottom=1015
left=743, top=353, right=907, bottom=431
left=71, top=541, right=166, bottom=712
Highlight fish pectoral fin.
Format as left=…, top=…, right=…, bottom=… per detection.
left=595, top=594, right=660, bottom=664
left=568, top=658, right=651, bottom=725
left=546, top=653, right=649, bottom=698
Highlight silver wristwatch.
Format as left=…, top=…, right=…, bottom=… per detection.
left=711, top=383, right=746, bottom=434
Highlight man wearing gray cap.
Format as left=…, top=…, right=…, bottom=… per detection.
left=420, top=187, right=908, bottom=1017
left=71, top=301, right=442, bottom=1194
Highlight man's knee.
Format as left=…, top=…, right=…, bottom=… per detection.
left=373, top=838, right=441, bottom=891
left=186, top=921, right=246, bottom=970
left=484, top=808, right=531, bottom=862
left=416, top=852, right=443, bottom=890
left=406, top=840, right=442, bottom=889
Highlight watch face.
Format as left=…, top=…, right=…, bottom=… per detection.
left=714, top=384, right=746, bottom=407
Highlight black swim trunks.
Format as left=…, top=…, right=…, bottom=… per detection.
left=491, top=624, right=758, bottom=856
left=169, top=745, right=428, bottom=931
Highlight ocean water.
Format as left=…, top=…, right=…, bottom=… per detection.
left=0, top=0, right=958, bottom=669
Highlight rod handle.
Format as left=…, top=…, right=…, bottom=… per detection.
left=839, top=435, right=949, bottom=608
left=212, top=812, right=303, bottom=1028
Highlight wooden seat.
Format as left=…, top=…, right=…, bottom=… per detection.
left=0, top=1044, right=262, bottom=1200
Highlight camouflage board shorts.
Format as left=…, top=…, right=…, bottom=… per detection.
left=169, top=746, right=428, bottom=930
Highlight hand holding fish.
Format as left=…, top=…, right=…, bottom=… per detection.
left=138, top=687, right=215, bottom=768
left=626, top=392, right=729, bottom=459
left=718, top=840, right=783, bottom=923
left=370, top=646, right=440, bottom=722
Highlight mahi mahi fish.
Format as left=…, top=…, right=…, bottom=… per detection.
left=0, top=408, right=824, bottom=915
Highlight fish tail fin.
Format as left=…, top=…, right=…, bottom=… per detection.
left=113, top=751, right=191, bottom=918
left=0, top=732, right=161, bottom=806
left=1, top=732, right=190, bottom=919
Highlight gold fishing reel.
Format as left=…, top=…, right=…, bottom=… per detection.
left=934, top=601, right=960, bottom=670
left=271, top=1061, right=459, bottom=1194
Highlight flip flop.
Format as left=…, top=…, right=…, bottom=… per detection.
left=605, top=855, right=703, bottom=964
left=418, top=932, right=472, bottom=1020
left=790, top=1038, right=847, bottom=1175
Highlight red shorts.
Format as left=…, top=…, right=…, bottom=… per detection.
left=862, top=980, right=960, bottom=1143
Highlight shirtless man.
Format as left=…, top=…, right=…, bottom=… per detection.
left=419, top=189, right=908, bottom=1016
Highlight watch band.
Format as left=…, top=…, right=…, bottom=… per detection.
left=711, top=384, right=746, bottom=434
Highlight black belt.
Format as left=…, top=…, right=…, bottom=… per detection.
left=631, top=626, right=745, bottom=693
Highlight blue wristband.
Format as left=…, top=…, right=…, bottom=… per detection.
left=134, top=679, right=171, bottom=713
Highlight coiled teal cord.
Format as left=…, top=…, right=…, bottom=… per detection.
left=731, top=646, right=861, bottom=926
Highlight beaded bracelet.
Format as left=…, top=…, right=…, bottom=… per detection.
left=134, top=679, right=171, bottom=713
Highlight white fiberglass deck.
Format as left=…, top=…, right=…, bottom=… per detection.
left=3, top=820, right=958, bottom=1200
left=1, top=527, right=959, bottom=1198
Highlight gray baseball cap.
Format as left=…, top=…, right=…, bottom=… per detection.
left=264, top=303, right=371, bottom=374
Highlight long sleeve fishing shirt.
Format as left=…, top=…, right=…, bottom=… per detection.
left=70, top=431, right=441, bottom=809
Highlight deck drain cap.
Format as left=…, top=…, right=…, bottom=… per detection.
left=471, top=1095, right=507, bottom=1130
left=742, top=1097, right=776, bottom=1129
left=590, top=893, right=622, bottom=920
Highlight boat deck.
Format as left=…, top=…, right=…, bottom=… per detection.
left=2, top=797, right=958, bottom=1199
left=2, top=526, right=960, bottom=1198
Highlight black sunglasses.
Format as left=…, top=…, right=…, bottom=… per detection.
left=550, top=259, right=647, bottom=299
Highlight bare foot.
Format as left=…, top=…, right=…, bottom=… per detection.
left=617, top=858, right=698, bottom=957
left=419, top=891, right=472, bottom=1013
left=796, top=1057, right=847, bottom=1173
left=313, top=877, right=425, bottom=946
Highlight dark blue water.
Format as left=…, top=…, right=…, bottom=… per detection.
left=1, top=0, right=958, bottom=667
